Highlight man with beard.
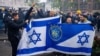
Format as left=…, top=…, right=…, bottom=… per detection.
left=78, top=14, right=91, bottom=24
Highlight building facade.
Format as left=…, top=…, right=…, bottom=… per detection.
left=47, top=0, right=100, bottom=12
left=0, top=0, right=29, bottom=9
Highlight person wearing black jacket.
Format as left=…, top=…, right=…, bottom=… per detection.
left=3, top=10, right=12, bottom=33
left=96, top=15, right=100, bottom=32
left=6, top=3, right=35, bottom=56
left=7, top=13, right=28, bottom=56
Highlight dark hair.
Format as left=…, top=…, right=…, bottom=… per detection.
left=93, top=12, right=100, bottom=18
left=66, top=16, right=72, bottom=21
left=80, top=14, right=88, bottom=18
left=66, top=16, right=72, bottom=19
left=12, top=13, right=18, bottom=18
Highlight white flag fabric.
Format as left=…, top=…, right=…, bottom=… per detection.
left=17, top=16, right=61, bottom=56
left=46, top=24, right=95, bottom=56
left=17, top=16, right=95, bottom=56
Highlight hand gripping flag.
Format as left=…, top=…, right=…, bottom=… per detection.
left=17, top=16, right=61, bottom=56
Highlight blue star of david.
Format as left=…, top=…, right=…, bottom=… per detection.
left=28, top=30, right=41, bottom=45
left=77, top=33, right=89, bottom=46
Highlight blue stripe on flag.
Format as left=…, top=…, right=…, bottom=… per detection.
left=31, top=18, right=60, bottom=27
left=17, top=46, right=92, bottom=54
left=25, top=17, right=60, bottom=32
left=53, top=46, right=92, bottom=53
left=17, top=46, right=46, bottom=54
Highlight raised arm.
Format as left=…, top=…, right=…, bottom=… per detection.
left=25, top=3, right=35, bottom=20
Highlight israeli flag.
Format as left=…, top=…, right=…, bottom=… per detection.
left=46, top=24, right=95, bottom=56
left=17, top=16, right=61, bottom=56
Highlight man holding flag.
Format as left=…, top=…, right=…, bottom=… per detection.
left=17, top=14, right=95, bottom=56
left=6, top=3, right=36, bottom=56
left=17, top=15, right=61, bottom=56
left=16, top=3, right=95, bottom=56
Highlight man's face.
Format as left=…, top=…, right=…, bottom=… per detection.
left=79, top=15, right=85, bottom=21
left=50, top=11, right=56, bottom=17
left=14, top=15, right=19, bottom=20
left=66, top=18, right=72, bottom=24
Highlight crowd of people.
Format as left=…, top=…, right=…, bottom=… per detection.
left=0, top=6, right=100, bottom=32
left=0, top=3, right=100, bottom=56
